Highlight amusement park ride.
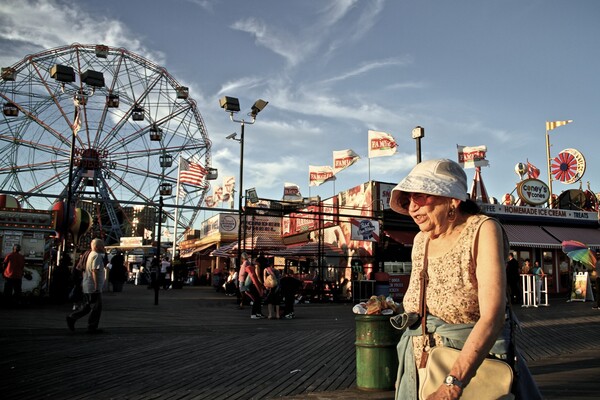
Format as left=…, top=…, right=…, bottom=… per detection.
left=0, top=43, right=213, bottom=246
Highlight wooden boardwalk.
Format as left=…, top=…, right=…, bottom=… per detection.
left=1, top=285, right=599, bottom=399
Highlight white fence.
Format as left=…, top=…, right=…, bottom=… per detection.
left=521, top=274, right=549, bottom=307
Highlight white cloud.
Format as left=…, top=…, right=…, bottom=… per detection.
left=0, top=0, right=164, bottom=67
left=318, top=0, right=359, bottom=26
left=185, top=0, right=213, bottom=12
left=231, top=17, right=311, bottom=67
left=351, top=0, right=385, bottom=41
left=247, top=155, right=309, bottom=191
left=386, top=81, right=429, bottom=90
left=230, top=0, right=380, bottom=68
left=318, top=57, right=412, bottom=84
left=216, top=76, right=265, bottom=96
left=267, top=86, right=414, bottom=128
left=322, top=0, right=385, bottom=58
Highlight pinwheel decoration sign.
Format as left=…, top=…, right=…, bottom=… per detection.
left=551, top=148, right=586, bottom=184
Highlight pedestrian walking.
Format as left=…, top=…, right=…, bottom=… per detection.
left=66, top=238, right=107, bottom=333
left=160, top=257, right=171, bottom=290
left=109, top=251, right=127, bottom=292
left=2, top=244, right=26, bottom=306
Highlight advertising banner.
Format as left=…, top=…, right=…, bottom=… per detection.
left=350, top=218, right=380, bottom=242
left=570, top=272, right=594, bottom=302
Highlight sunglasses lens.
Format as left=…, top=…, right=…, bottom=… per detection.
left=410, top=194, right=428, bottom=206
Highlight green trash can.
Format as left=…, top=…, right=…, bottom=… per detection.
left=355, top=314, right=402, bottom=390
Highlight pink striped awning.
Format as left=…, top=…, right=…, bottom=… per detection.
left=541, top=226, right=600, bottom=249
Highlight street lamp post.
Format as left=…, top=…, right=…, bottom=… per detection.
left=64, top=128, right=77, bottom=250
left=155, top=183, right=172, bottom=305
left=154, top=195, right=163, bottom=306
left=220, top=97, right=268, bottom=268
left=412, top=126, right=425, bottom=164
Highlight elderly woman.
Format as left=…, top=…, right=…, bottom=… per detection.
left=390, top=159, right=539, bottom=400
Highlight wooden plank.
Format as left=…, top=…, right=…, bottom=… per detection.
left=2, top=286, right=600, bottom=400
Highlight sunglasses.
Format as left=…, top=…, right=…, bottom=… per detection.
left=400, top=193, right=431, bottom=209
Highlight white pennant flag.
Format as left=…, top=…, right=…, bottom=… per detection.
left=333, top=149, right=361, bottom=174
left=457, top=145, right=489, bottom=169
left=309, top=165, right=336, bottom=187
left=368, top=130, right=397, bottom=158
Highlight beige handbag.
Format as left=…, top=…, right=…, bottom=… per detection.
left=417, top=239, right=514, bottom=400
left=419, top=346, right=514, bottom=400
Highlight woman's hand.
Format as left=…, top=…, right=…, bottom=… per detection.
left=426, top=384, right=462, bottom=399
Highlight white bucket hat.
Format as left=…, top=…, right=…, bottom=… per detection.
left=390, top=158, right=468, bottom=215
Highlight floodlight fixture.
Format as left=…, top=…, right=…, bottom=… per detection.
left=250, top=99, right=268, bottom=118
left=219, top=96, right=240, bottom=112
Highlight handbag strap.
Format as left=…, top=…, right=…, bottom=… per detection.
left=419, top=239, right=431, bottom=368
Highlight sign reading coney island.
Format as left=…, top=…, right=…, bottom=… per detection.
left=517, top=178, right=551, bottom=205
left=551, top=148, right=586, bottom=184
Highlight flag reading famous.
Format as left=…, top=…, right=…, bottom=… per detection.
left=333, top=149, right=361, bottom=175
left=309, top=165, right=336, bottom=186
left=368, top=130, right=397, bottom=158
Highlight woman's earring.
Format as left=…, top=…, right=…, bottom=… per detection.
left=448, top=205, right=456, bottom=221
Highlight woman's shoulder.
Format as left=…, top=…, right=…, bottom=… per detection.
left=466, top=214, right=502, bottom=235
left=467, top=213, right=495, bottom=225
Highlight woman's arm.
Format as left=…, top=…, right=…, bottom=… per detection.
left=428, top=219, right=507, bottom=399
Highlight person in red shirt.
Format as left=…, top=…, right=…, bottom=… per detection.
left=3, top=244, right=26, bottom=304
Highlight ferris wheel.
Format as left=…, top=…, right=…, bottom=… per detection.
left=0, top=43, right=212, bottom=244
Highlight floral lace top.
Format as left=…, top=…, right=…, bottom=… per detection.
left=402, top=214, right=502, bottom=364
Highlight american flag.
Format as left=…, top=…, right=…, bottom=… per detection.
left=178, top=184, right=188, bottom=200
left=527, top=160, right=540, bottom=179
left=179, top=158, right=207, bottom=186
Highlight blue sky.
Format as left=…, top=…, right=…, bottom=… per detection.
left=1, top=0, right=599, bottom=216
